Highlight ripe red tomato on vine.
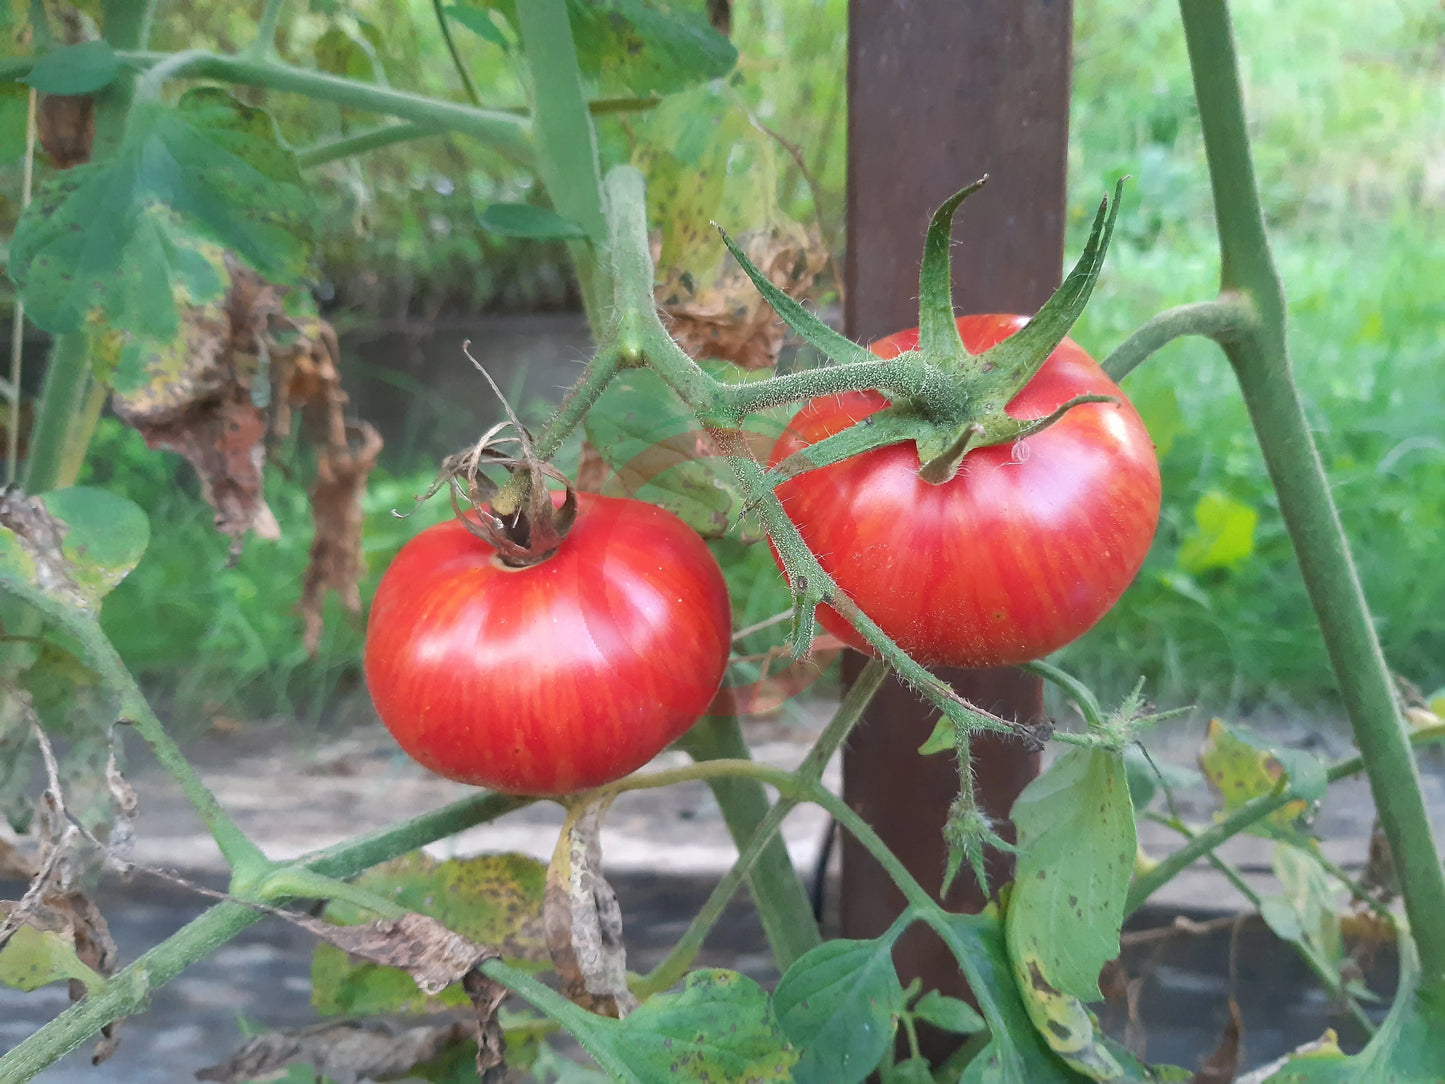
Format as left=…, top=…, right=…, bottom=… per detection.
left=769, top=314, right=1161, bottom=669
left=364, top=492, right=732, bottom=796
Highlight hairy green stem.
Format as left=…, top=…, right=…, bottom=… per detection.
left=678, top=717, right=822, bottom=969
left=514, top=0, right=611, bottom=332
left=1101, top=294, right=1255, bottom=383
left=1022, top=658, right=1105, bottom=732
left=0, top=50, right=536, bottom=165
left=635, top=660, right=888, bottom=994
left=249, top=0, right=286, bottom=58
left=1182, top=0, right=1445, bottom=998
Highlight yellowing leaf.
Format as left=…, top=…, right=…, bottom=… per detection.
left=1177, top=490, right=1258, bottom=574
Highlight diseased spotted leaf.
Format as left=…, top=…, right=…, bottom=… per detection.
left=9, top=88, right=313, bottom=339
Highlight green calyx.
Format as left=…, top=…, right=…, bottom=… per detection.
left=725, top=177, right=1127, bottom=488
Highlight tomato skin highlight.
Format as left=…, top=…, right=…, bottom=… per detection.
left=770, top=314, right=1162, bottom=668
left=364, top=493, right=732, bottom=796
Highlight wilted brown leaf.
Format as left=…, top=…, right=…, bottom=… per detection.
left=195, top=1019, right=473, bottom=1084
left=658, top=227, right=829, bottom=370
left=1191, top=997, right=1242, bottom=1084
left=110, top=261, right=282, bottom=543
left=544, top=796, right=637, bottom=1018
left=37, top=94, right=93, bottom=169
left=300, top=421, right=382, bottom=654
left=107, top=254, right=380, bottom=645
left=287, top=909, right=507, bottom=1081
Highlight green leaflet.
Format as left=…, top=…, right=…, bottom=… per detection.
left=1005, top=748, right=1136, bottom=1080
left=9, top=88, right=314, bottom=340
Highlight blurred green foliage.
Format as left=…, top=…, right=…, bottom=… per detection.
left=14, top=0, right=1444, bottom=719
left=1059, top=0, right=1445, bottom=710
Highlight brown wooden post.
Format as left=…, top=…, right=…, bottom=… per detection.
left=842, top=0, right=1074, bottom=1060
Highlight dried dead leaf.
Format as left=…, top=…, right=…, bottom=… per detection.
left=1191, top=996, right=1242, bottom=1084
left=286, top=910, right=507, bottom=1081
left=37, top=94, right=94, bottom=169
left=0, top=837, right=37, bottom=880
left=195, top=1019, right=472, bottom=1084
left=107, top=254, right=380, bottom=645
left=300, top=421, right=382, bottom=654
left=658, top=227, right=829, bottom=370
left=544, top=796, right=637, bottom=1018
left=110, top=261, right=281, bottom=543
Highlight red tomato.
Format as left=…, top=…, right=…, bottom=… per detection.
left=769, top=314, right=1161, bottom=668
left=364, top=493, right=732, bottom=795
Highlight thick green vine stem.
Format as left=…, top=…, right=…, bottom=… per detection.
left=1180, top=0, right=1445, bottom=1000
left=0, top=50, right=537, bottom=166
left=633, top=659, right=889, bottom=996
left=678, top=716, right=822, bottom=970
left=1100, top=294, right=1255, bottom=383
left=514, top=0, right=612, bottom=330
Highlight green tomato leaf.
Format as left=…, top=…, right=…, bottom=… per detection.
left=22, top=40, right=120, bottom=95
left=1198, top=719, right=1323, bottom=842
left=1176, top=490, right=1258, bottom=575
left=313, top=25, right=382, bottom=80
left=0, top=81, right=32, bottom=164
left=477, top=202, right=588, bottom=239
left=583, top=361, right=790, bottom=541
left=312, top=851, right=548, bottom=1016
left=0, top=486, right=149, bottom=617
left=0, top=919, right=105, bottom=993
left=9, top=88, right=313, bottom=339
left=568, top=0, right=736, bottom=97
left=445, top=4, right=512, bottom=48
left=1266, top=928, right=1445, bottom=1082
left=1258, top=842, right=1344, bottom=975
left=772, top=933, right=906, bottom=1084
left=1007, top=747, right=1135, bottom=1003
left=604, top=969, right=795, bottom=1081
left=911, top=989, right=985, bottom=1036
left=939, top=912, right=1179, bottom=1084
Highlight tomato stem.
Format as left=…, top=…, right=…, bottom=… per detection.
left=632, top=660, right=889, bottom=996
left=1101, top=294, right=1255, bottom=383
left=678, top=716, right=822, bottom=969
left=1182, top=0, right=1445, bottom=1002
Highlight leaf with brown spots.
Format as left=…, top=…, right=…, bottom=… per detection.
left=545, top=796, right=638, bottom=1018
left=311, top=851, right=548, bottom=1018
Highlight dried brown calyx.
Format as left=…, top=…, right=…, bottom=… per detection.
left=419, top=347, right=577, bottom=567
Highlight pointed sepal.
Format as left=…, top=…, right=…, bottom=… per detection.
left=767, top=405, right=935, bottom=486
left=917, top=176, right=989, bottom=366
left=970, top=177, right=1126, bottom=401
left=714, top=224, right=878, bottom=367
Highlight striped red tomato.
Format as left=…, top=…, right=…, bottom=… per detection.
left=364, top=493, right=731, bottom=795
left=769, top=314, right=1161, bottom=668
